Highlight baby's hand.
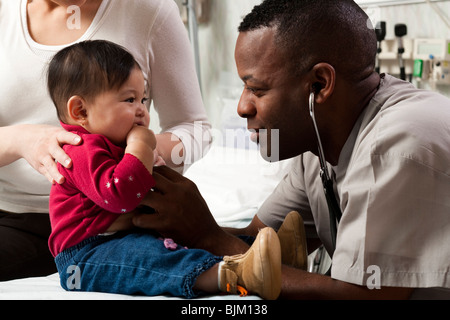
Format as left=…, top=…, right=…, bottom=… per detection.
left=125, top=126, right=156, bottom=173
left=126, top=125, right=157, bottom=151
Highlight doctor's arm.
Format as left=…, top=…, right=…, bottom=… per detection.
left=0, top=124, right=80, bottom=184
left=280, top=266, right=414, bottom=299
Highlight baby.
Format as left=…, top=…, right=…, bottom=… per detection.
left=48, top=40, right=160, bottom=243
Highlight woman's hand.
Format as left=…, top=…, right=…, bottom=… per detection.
left=15, top=124, right=81, bottom=184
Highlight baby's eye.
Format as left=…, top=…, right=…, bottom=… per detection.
left=141, top=97, right=149, bottom=104
left=124, top=98, right=135, bottom=103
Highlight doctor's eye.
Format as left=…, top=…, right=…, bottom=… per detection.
left=244, top=85, right=255, bottom=93
left=245, top=85, right=265, bottom=97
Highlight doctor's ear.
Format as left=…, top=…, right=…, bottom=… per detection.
left=312, top=83, right=322, bottom=94
left=67, top=96, right=88, bottom=125
left=310, top=63, right=335, bottom=104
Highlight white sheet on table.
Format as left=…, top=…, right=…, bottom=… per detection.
left=185, top=145, right=292, bottom=228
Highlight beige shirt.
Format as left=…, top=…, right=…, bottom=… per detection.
left=258, top=74, right=450, bottom=296
left=0, top=0, right=210, bottom=213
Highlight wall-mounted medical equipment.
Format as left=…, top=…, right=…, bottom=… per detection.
left=177, top=0, right=211, bottom=24
left=413, top=39, right=450, bottom=86
left=395, top=24, right=407, bottom=80
left=374, top=22, right=413, bottom=78
left=175, top=0, right=212, bottom=94
left=375, top=30, right=414, bottom=79
left=374, top=21, right=450, bottom=88
left=375, top=21, right=386, bottom=74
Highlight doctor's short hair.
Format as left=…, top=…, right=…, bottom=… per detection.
left=47, top=40, right=141, bottom=123
left=238, top=0, right=377, bottom=81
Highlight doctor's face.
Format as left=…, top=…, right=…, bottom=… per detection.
left=235, top=27, right=315, bottom=161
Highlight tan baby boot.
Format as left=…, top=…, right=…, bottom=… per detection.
left=277, top=211, right=308, bottom=270
left=219, top=227, right=281, bottom=300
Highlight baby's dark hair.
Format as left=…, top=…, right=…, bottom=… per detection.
left=47, top=40, right=140, bottom=122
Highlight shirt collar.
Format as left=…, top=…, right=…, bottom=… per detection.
left=60, top=122, right=90, bottom=135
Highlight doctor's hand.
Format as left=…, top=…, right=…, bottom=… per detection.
left=16, top=124, right=81, bottom=184
left=133, top=166, right=249, bottom=256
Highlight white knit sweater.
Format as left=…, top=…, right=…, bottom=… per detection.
left=0, top=0, right=210, bottom=213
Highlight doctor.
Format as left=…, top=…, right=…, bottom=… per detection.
left=135, top=0, right=450, bottom=299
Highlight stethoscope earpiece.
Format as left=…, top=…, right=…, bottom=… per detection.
left=308, top=91, right=328, bottom=179
left=312, top=83, right=322, bottom=94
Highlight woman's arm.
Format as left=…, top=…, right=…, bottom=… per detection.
left=155, top=132, right=183, bottom=170
left=149, top=1, right=211, bottom=171
left=0, top=124, right=81, bottom=184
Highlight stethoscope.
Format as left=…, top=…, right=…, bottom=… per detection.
left=308, top=90, right=343, bottom=254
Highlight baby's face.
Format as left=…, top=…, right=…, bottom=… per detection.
left=83, top=66, right=150, bottom=146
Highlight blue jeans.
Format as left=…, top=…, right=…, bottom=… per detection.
left=55, top=231, right=222, bottom=298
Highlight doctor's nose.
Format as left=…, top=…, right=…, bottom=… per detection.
left=237, top=94, right=256, bottom=119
